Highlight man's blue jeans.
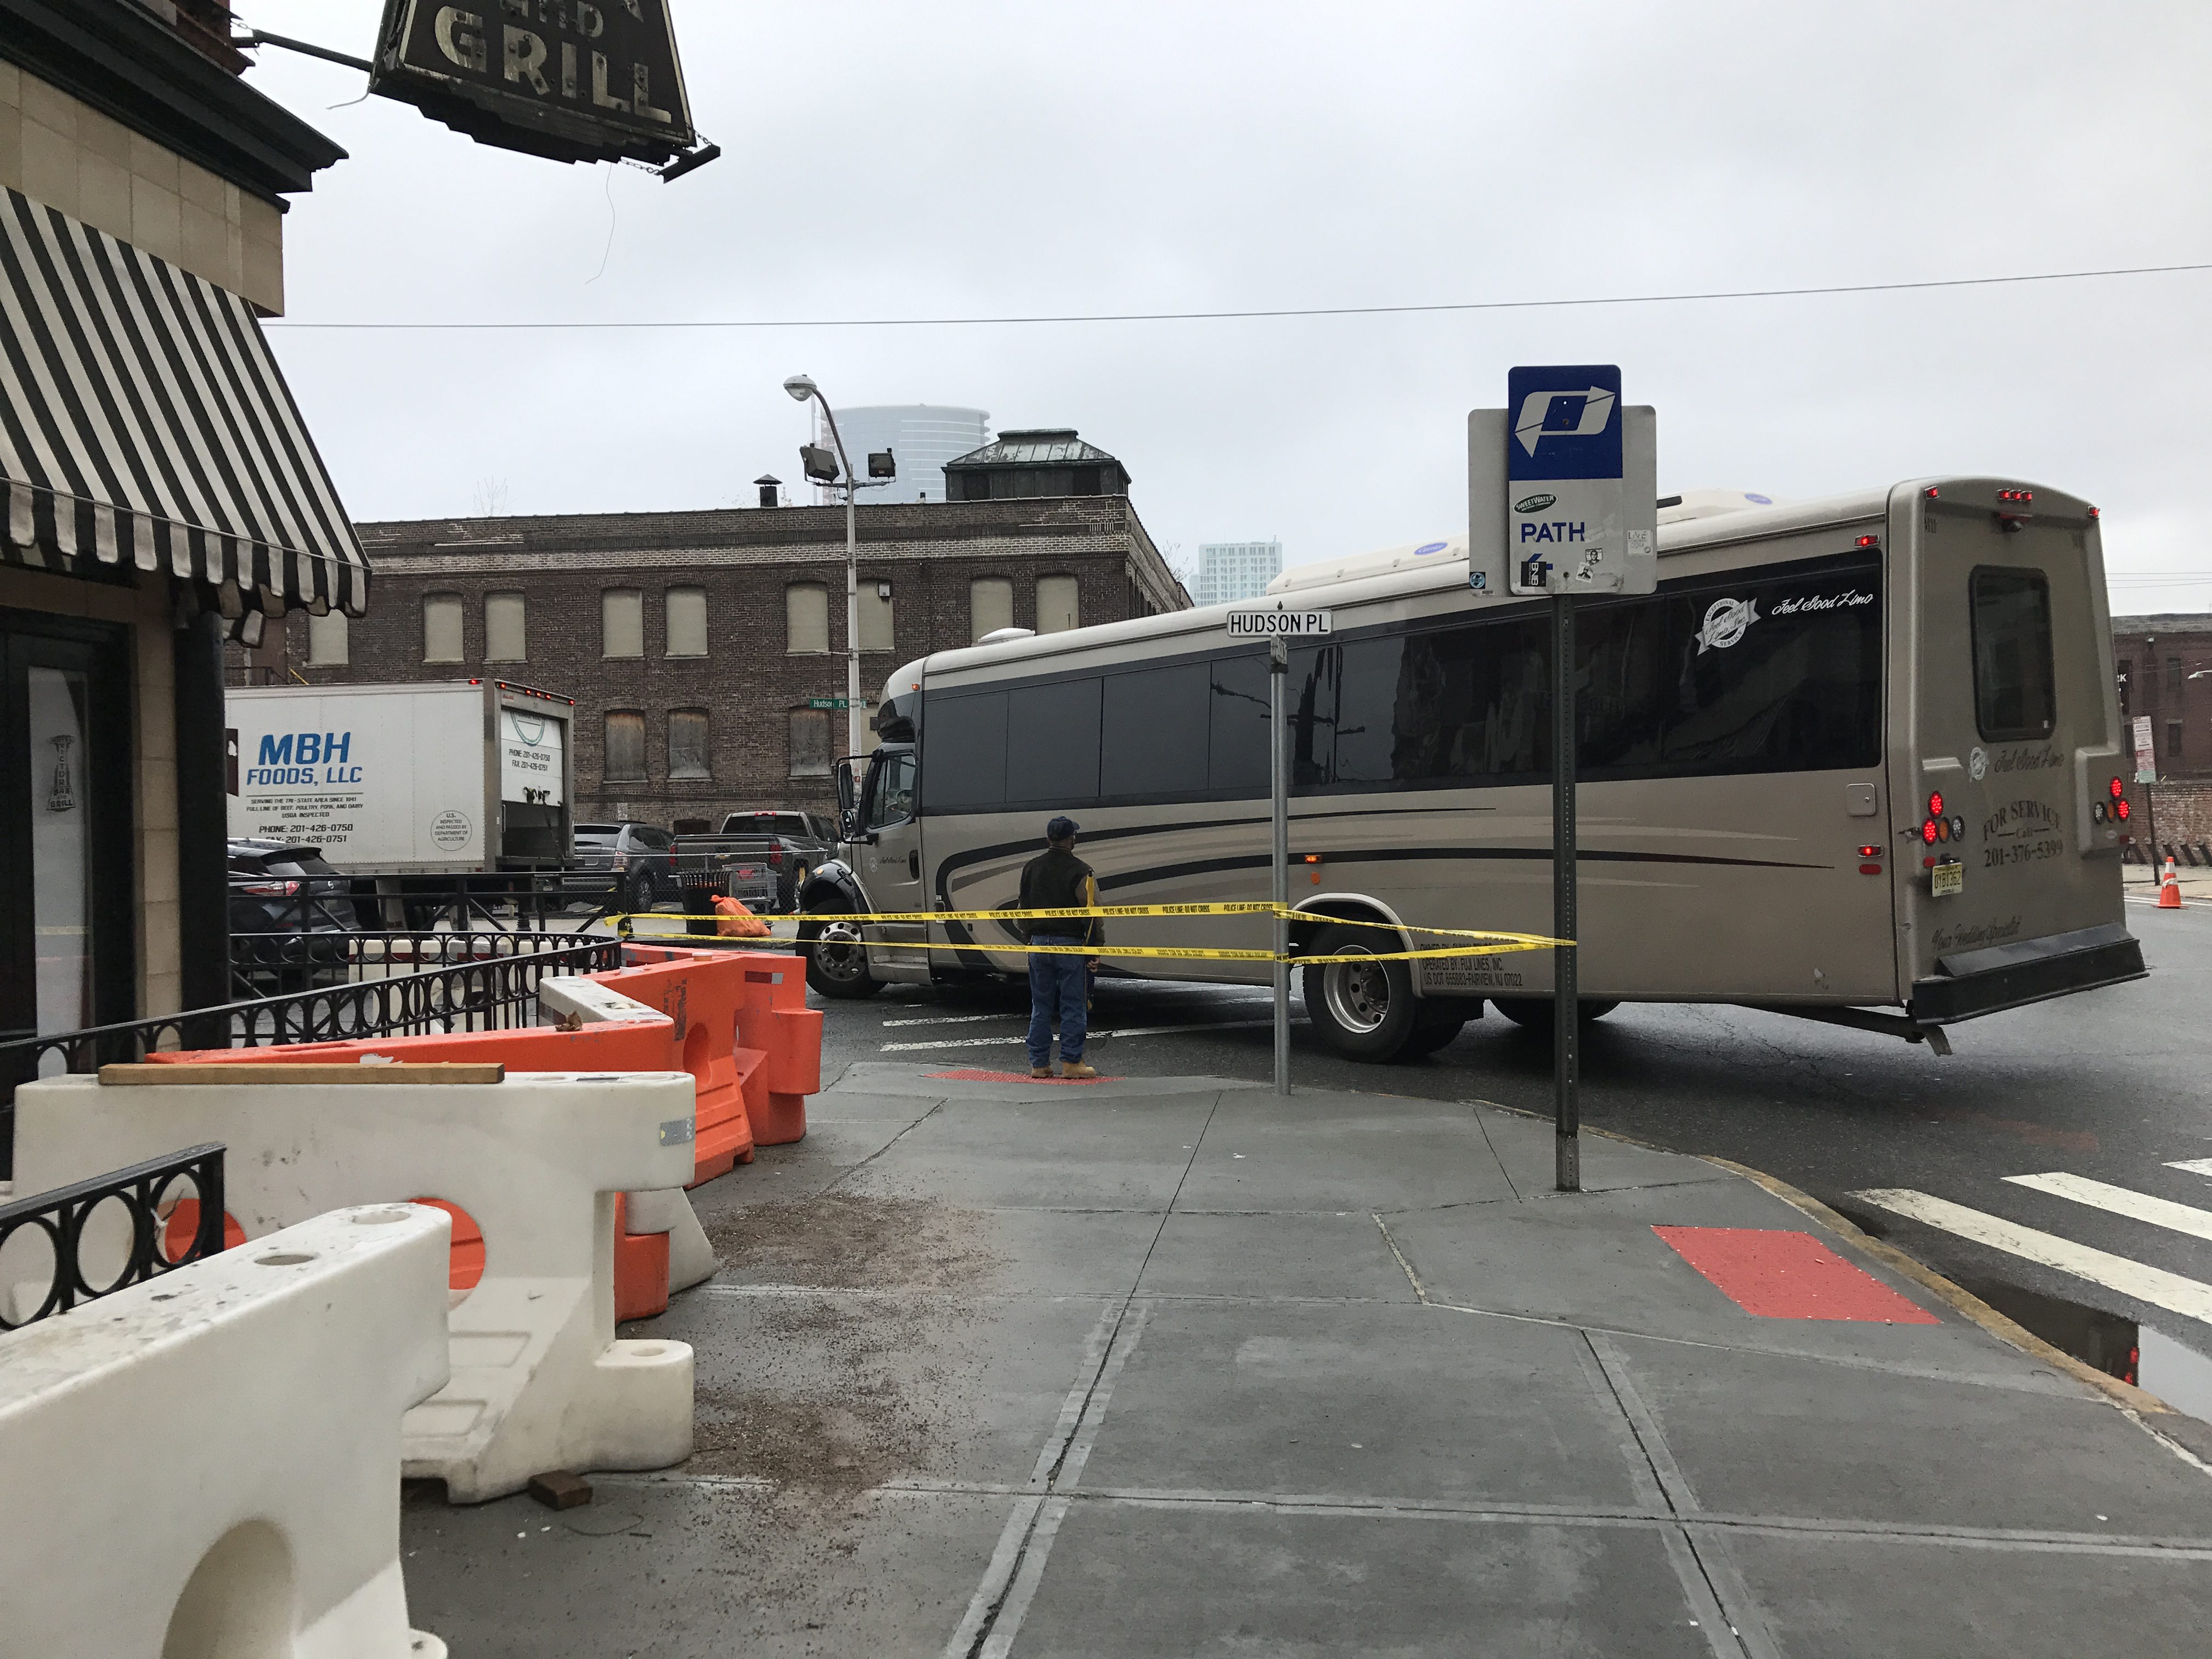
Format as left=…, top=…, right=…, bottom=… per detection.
left=1027, top=936, right=1090, bottom=1069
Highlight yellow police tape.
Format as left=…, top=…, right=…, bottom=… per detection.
left=609, top=900, right=1569, bottom=966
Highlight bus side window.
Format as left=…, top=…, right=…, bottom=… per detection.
left=1007, top=677, right=1101, bottom=807
left=922, top=690, right=1009, bottom=811
left=1103, top=662, right=1209, bottom=798
left=1207, top=654, right=1272, bottom=793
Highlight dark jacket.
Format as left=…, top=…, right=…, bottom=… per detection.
left=1017, top=845, right=1102, bottom=946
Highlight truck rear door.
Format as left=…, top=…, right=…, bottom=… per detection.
left=1899, top=481, right=2141, bottom=1021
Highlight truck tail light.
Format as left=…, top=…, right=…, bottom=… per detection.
left=238, top=879, right=301, bottom=896
left=768, top=849, right=785, bottom=867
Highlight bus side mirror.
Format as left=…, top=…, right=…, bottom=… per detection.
left=833, top=758, right=856, bottom=821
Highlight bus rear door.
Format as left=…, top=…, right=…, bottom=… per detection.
left=1898, top=479, right=2140, bottom=1022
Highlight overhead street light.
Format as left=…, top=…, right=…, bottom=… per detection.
left=781, top=373, right=879, bottom=758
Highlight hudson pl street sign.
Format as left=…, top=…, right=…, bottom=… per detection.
left=370, top=1, right=696, bottom=166
left=1227, top=608, right=1333, bottom=637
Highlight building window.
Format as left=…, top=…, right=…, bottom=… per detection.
left=673, top=816, right=711, bottom=834
left=423, top=592, right=464, bottom=663
left=786, top=583, right=829, bottom=654
left=668, top=708, right=711, bottom=780
left=665, top=586, right=708, bottom=657
left=859, top=584, right=895, bottom=652
left=970, top=576, right=1013, bottom=642
left=1037, top=574, right=1080, bottom=634
left=958, top=471, right=994, bottom=503
left=2119, top=658, right=2132, bottom=719
left=484, top=591, right=526, bottom=662
left=2168, top=720, right=2185, bottom=761
left=603, top=710, right=646, bottom=780
left=788, top=708, right=832, bottom=776
left=602, top=589, right=644, bottom=658
left=306, top=610, right=348, bottom=666
left=2168, top=657, right=2185, bottom=697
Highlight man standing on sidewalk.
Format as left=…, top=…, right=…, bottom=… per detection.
left=1020, top=816, right=1102, bottom=1080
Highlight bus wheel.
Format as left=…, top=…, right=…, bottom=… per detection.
left=1491, top=997, right=1618, bottom=1031
left=1402, top=997, right=1480, bottom=1057
left=802, top=910, right=880, bottom=1000
left=1302, top=925, right=1419, bottom=1060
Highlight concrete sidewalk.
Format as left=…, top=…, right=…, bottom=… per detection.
left=403, top=1064, right=2212, bottom=1656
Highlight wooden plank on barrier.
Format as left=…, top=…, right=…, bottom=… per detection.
left=99, top=1063, right=506, bottom=1086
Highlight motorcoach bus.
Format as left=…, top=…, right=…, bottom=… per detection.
left=798, top=478, right=2143, bottom=1062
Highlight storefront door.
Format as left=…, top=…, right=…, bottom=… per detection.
left=0, top=617, right=136, bottom=1059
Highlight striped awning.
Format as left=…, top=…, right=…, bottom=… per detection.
left=0, top=187, right=366, bottom=639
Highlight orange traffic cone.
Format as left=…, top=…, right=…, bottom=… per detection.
left=2159, top=855, right=2184, bottom=909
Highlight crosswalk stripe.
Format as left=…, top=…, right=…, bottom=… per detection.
left=2004, top=1172, right=2212, bottom=1244
left=2165, top=1159, right=2212, bottom=1180
left=1852, top=1187, right=2212, bottom=1327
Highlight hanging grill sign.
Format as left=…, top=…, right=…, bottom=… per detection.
left=369, top=1, right=696, bottom=166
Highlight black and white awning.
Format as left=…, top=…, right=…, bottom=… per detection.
left=0, top=186, right=367, bottom=636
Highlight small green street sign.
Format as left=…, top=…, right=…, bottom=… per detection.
left=808, top=697, right=853, bottom=710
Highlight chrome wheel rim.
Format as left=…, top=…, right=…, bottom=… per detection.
left=1321, top=949, right=1390, bottom=1034
left=812, top=917, right=867, bottom=983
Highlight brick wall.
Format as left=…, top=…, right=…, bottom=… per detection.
left=261, top=496, right=1189, bottom=826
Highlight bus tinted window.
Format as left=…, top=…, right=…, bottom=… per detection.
left=1207, top=654, right=1272, bottom=792
left=923, top=690, right=1008, bottom=810
left=1007, top=676, right=1101, bottom=806
left=1103, top=662, right=1210, bottom=798
left=1393, top=613, right=1551, bottom=783
left=1656, top=565, right=1882, bottom=774
left=1970, top=568, right=2057, bottom=742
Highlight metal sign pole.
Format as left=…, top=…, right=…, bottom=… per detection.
left=1552, top=591, right=1580, bottom=1192
left=1270, top=636, right=1291, bottom=1097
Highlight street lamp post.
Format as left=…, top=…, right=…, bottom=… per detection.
left=783, top=374, right=867, bottom=758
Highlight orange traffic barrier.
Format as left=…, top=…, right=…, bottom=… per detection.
left=583, top=948, right=760, bottom=1182
left=733, top=957, right=818, bottom=1146
left=611, top=1192, right=671, bottom=1322
left=2160, top=855, right=2184, bottom=909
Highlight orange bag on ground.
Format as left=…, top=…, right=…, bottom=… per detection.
left=713, top=894, right=771, bottom=938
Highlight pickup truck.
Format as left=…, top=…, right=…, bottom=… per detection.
left=670, top=831, right=792, bottom=919
left=712, top=810, right=835, bottom=882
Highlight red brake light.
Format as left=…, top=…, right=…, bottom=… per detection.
left=2110, top=777, right=2125, bottom=799
left=1859, top=862, right=1883, bottom=875
left=1996, top=488, right=2035, bottom=504
left=2088, top=506, right=2100, bottom=520
left=1855, top=534, right=1880, bottom=548
left=1922, top=820, right=1939, bottom=844
left=1923, top=486, right=1940, bottom=499
left=2118, top=799, right=2132, bottom=820
left=1304, top=854, right=1321, bottom=864
left=1927, top=791, right=1944, bottom=817
left=1858, top=846, right=1881, bottom=859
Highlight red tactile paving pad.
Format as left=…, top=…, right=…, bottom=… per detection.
left=1654, top=1226, right=1940, bottom=1323
left=927, top=1069, right=1105, bottom=1085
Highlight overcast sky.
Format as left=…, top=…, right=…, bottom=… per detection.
left=239, top=2, right=2211, bottom=608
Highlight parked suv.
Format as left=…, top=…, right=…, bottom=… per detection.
left=228, top=838, right=364, bottom=989
left=572, top=822, right=677, bottom=913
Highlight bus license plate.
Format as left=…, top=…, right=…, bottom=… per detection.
left=1931, top=860, right=1963, bottom=898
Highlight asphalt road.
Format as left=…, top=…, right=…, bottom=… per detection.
left=816, top=882, right=2212, bottom=1404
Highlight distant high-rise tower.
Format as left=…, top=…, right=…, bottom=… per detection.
left=1194, top=539, right=1283, bottom=606
left=814, top=405, right=991, bottom=504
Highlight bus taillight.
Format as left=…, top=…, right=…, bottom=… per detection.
left=2109, top=777, right=2125, bottom=799
left=1927, top=791, right=1944, bottom=818
left=1922, top=820, right=1939, bottom=845
left=2118, top=799, right=2132, bottom=820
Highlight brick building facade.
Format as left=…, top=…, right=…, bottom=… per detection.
left=247, top=484, right=1187, bottom=829
left=2111, top=615, right=2212, bottom=862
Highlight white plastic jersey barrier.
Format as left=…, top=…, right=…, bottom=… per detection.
left=0, top=1205, right=452, bottom=1659
left=540, top=975, right=719, bottom=1295
left=13, top=1071, right=699, bottom=1503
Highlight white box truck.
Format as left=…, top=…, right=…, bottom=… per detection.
left=225, top=679, right=577, bottom=872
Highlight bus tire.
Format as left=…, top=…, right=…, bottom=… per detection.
left=1302, top=924, right=1420, bottom=1060
left=802, top=909, right=880, bottom=1000
left=1491, top=997, right=1618, bottom=1030
left=1401, top=996, right=1481, bottom=1058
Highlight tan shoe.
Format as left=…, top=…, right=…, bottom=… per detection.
left=1060, top=1061, right=1099, bottom=1080
left=1031, top=1065, right=1057, bottom=1079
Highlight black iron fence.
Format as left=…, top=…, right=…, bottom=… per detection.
left=0, top=933, right=619, bottom=1180
left=0, top=1144, right=228, bottom=1330
left=233, top=867, right=621, bottom=944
